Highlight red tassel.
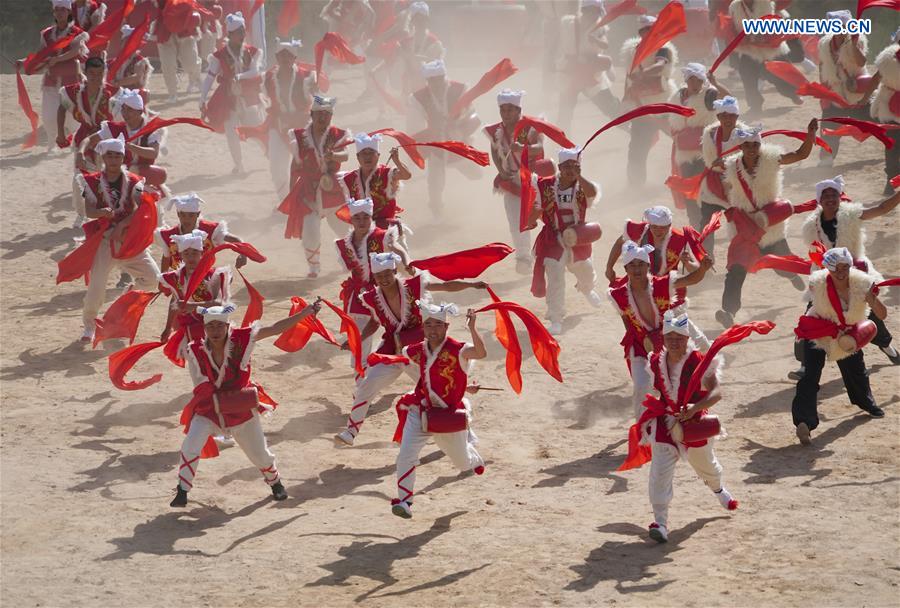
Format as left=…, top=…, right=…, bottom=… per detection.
left=629, top=1, right=687, bottom=73
left=277, top=0, right=301, bottom=36
left=410, top=243, right=513, bottom=280
left=486, top=286, right=523, bottom=394
left=400, top=141, right=490, bottom=166
left=183, top=242, right=266, bottom=303
left=109, top=340, right=165, bottom=391
left=126, top=116, right=215, bottom=142
left=582, top=103, right=695, bottom=151
left=592, top=0, right=646, bottom=31
left=86, top=0, right=136, bottom=52
left=370, top=128, right=426, bottom=169
left=108, top=12, right=151, bottom=80
left=450, top=58, right=518, bottom=118
left=22, top=33, right=77, bottom=75
left=512, top=115, right=575, bottom=149
left=15, top=69, right=40, bottom=150
left=476, top=300, right=562, bottom=383
left=93, top=290, right=159, bottom=348
left=323, top=299, right=364, bottom=376
left=56, top=219, right=110, bottom=284
left=113, top=190, right=158, bottom=260
left=237, top=269, right=265, bottom=327
left=822, top=117, right=895, bottom=149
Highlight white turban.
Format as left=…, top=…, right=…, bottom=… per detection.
left=643, top=205, right=673, bottom=226
left=116, top=87, right=145, bottom=111
left=417, top=300, right=459, bottom=323
left=580, top=0, right=604, bottom=9
left=713, top=95, right=740, bottom=115
left=312, top=95, right=336, bottom=112
left=639, top=15, right=657, bottom=28
left=275, top=37, right=303, bottom=56
left=734, top=125, right=763, bottom=145
left=348, top=198, right=374, bottom=216
left=51, top=0, right=73, bottom=9
left=681, top=62, right=707, bottom=83
left=815, top=175, right=844, bottom=203
left=409, top=1, right=429, bottom=16
left=825, top=10, right=852, bottom=25
left=497, top=88, right=525, bottom=108
left=199, top=304, right=236, bottom=324
left=225, top=11, right=245, bottom=33
left=167, top=192, right=204, bottom=213
left=171, top=229, right=208, bottom=252
left=421, top=59, right=447, bottom=79
left=354, top=132, right=381, bottom=153
left=97, top=134, right=126, bottom=155
left=558, top=147, right=581, bottom=164
left=370, top=252, right=401, bottom=273
left=121, top=24, right=134, bottom=38
left=822, top=247, right=853, bottom=272
left=622, top=240, right=654, bottom=265
left=663, top=309, right=691, bottom=336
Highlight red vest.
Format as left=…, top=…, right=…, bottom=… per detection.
left=82, top=170, right=142, bottom=215
left=264, top=64, right=313, bottom=131
left=41, top=24, right=86, bottom=87
left=648, top=350, right=710, bottom=447
left=704, top=125, right=728, bottom=202
left=159, top=266, right=222, bottom=344
left=212, top=45, right=262, bottom=107
left=623, top=221, right=689, bottom=276
left=341, top=166, right=402, bottom=225
left=100, top=120, right=156, bottom=168
left=608, top=274, right=685, bottom=360
left=405, top=337, right=468, bottom=411
left=534, top=175, right=591, bottom=264
left=289, top=125, right=351, bottom=207
left=158, top=219, right=220, bottom=271
left=335, top=227, right=392, bottom=315
left=62, top=83, right=119, bottom=144
left=359, top=274, right=427, bottom=355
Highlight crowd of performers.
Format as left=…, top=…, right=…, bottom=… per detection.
left=18, top=0, right=900, bottom=542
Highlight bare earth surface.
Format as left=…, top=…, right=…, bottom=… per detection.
left=1, top=60, right=898, bottom=607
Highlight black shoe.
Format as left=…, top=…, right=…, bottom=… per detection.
left=860, top=405, right=885, bottom=418
left=170, top=486, right=188, bottom=507
left=715, top=309, right=734, bottom=328
left=271, top=481, right=288, bottom=501
left=883, top=181, right=895, bottom=197
left=880, top=345, right=900, bottom=365
left=788, top=367, right=805, bottom=381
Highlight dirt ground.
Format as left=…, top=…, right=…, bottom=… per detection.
left=1, top=51, right=898, bottom=608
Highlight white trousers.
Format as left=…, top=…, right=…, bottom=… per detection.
left=301, top=203, right=347, bottom=273
left=82, top=237, right=159, bottom=328
left=648, top=439, right=723, bottom=527
left=224, top=104, right=265, bottom=168
left=630, top=354, right=654, bottom=422
left=198, top=31, right=217, bottom=68
left=268, top=130, right=292, bottom=199
left=177, top=411, right=279, bottom=491
left=544, top=254, right=596, bottom=324
left=395, top=408, right=484, bottom=502
left=501, top=192, right=532, bottom=262
left=345, top=362, right=418, bottom=438
left=158, top=36, right=200, bottom=96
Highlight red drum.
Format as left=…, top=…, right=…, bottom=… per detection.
left=532, top=158, right=555, bottom=178
left=562, top=222, right=602, bottom=247
left=185, top=12, right=202, bottom=33
left=854, top=75, right=873, bottom=93
left=680, top=415, right=721, bottom=443
left=761, top=199, right=793, bottom=227
left=216, top=387, right=260, bottom=414
left=135, top=165, right=167, bottom=187
left=421, top=407, right=468, bottom=434
left=837, top=320, right=877, bottom=353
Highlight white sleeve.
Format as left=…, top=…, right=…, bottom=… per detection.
left=199, top=55, right=219, bottom=104
left=211, top=220, right=229, bottom=246
left=236, top=49, right=262, bottom=80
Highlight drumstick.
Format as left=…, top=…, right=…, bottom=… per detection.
left=472, top=386, right=503, bottom=392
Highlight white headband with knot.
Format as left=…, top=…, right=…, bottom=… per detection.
left=348, top=198, right=374, bottom=216
left=354, top=132, right=381, bottom=153
left=171, top=229, right=208, bottom=252
left=226, top=11, right=245, bottom=32
left=663, top=309, right=691, bottom=336
left=825, top=10, right=852, bottom=25
left=417, top=300, right=459, bottom=323
left=713, top=95, right=740, bottom=115
left=815, top=175, right=844, bottom=203
left=409, top=1, right=429, bottom=16
left=199, top=304, right=236, bottom=324
left=115, top=87, right=144, bottom=111
left=97, top=134, right=126, bottom=155
left=558, top=147, right=581, bottom=164
left=121, top=24, right=134, bottom=37
left=370, top=252, right=401, bottom=273
left=312, top=95, right=336, bottom=112
left=681, top=62, right=707, bottom=83
left=823, top=247, right=853, bottom=272
left=167, top=192, right=204, bottom=213
left=497, top=88, right=524, bottom=108
left=639, top=15, right=657, bottom=28
left=276, top=37, right=303, bottom=55
left=734, top=125, right=763, bottom=145
left=51, top=0, right=72, bottom=9
left=643, top=205, right=673, bottom=226
left=422, top=59, right=446, bottom=79
left=622, top=240, right=654, bottom=265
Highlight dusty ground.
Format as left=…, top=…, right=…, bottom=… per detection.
left=1, top=49, right=898, bottom=607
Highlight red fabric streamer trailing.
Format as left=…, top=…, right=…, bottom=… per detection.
left=109, top=340, right=165, bottom=391
left=399, top=141, right=490, bottom=166
left=314, top=32, right=366, bottom=85
left=274, top=297, right=338, bottom=352
left=629, top=1, right=687, bottom=73
left=87, top=0, right=136, bottom=52
left=93, top=289, right=159, bottom=348
left=236, top=118, right=270, bottom=149
left=822, top=118, right=895, bottom=149
left=126, top=116, right=215, bottom=142
left=710, top=28, right=746, bottom=74
left=683, top=210, right=722, bottom=261
left=113, top=190, right=159, bottom=259
left=592, top=0, right=646, bottom=32
left=22, top=33, right=77, bottom=74
left=450, top=58, right=518, bottom=118
left=823, top=124, right=900, bottom=143
left=763, top=60, right=807, bottom=88
left=367, top=353, right=410, bottom=367
left=322, top=299, right=364, bottom=376
left=857, top=0, right=900, bottom=18
left=277, top=0, right=302, bottom=36
left=519, top=141, right=535, bottom=232
left=184, top=242, right=266, bottom=303
left=108, top=12, right=151, bottom=82
left=873, top=277, right=900, bottom=295
left=512, top=115, right=575, bottom=149
left=765, top=61, right=852, bottom=108
left=619, top=320, right=775, bottom=471
left=370, top=128, right=426, bottom=169
left=475, top=300, right=563, bottom=384
left=583, top=103, right=695, bottom=151
left=162, top=0, right=214, bottom=36
left=16, top=70, right=40, bottom=150
left=751, top=254, right=813, bottom=275
left=237, top=269, right=264, bottom=327
left=57, top=219, right=110, bottom=284
left=486, top=286, right=523, bottom=394
left=410, top=243, right=513, bottom=280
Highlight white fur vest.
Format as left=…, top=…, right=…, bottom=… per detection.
left=669, top=85, right=718, bottom=163
left=871, top=43, right=900, bottom=123
left=723, top=144, right=786, bottom=247
left=621, top=37, right=677, bottom=104
left=801, top=203, right=864, bottom=259
left=728, top=0, right=788, bottom=61
left=807, top=268, right=872, bottom=361
left=818, top=34, right=868, bottom=105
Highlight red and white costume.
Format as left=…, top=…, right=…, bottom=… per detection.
left=96, top=115, right=167, bottom=191
left=157, top=219, right=228, bottom=271
left=392, top=4, right=445, bottom=95
left=59, top=80, right=119, bottom=151
left=871, top=35, right=900, bottom=187
left=338, top=133, right=407, bottom=231
left=620, top=207, right=691, bottom=279
left=802, top=266, right=875, bottom=362
left=109, top=25, right=153, bottom=94
left=154, top=0, right=201, bottom=98
left=818, top=32, right=869, bottom=109
left=38, top=19, right=89, bottom=146
left=700, top=102, right=745, bottom=212
left=621, top=34, right=677, bottom=108
left=197, top=0, right=223, bottom=63
left=728, top=0, right=788, bottom=64
left=72, top=0, right=105, bottom=34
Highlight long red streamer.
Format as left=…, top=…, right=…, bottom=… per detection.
left=56, top=219, right=110, bottom=284
left=109, top=340, right=165, bottom=391
left=314, top=32, right=365, bottom=85
left=183, top=242, right=266, bottom=303
left=823, top=117, right=895, bottom=149
left=486, top=286, right=523, bottom=394
left=450, top=58, right=518, bottom=118
left=512, top=115, right=575, bottom=149
left=630, top=1, right=687, bottom=73
left=108, top=12, right=151, bottom=80
left=87, top=0, right=136, bottom=52
left=370, top=128, right=426, bottom=169
left=583, top=103, right=695, bottom=151
left=113, top=190, right=159, bottom=259
left=323, top=299, right=364, bottom=376
left=237, top=269, right=265, bottom=327
left=273, top=297, right=338, bottom=352
left=16, top=70, right=40, bottom=150
left=475, top=301, right=562, bottom=384
left=93, top=289, right=159, bottom=348
left=857, top=0, right=900, bottom=18
left=410, top=243, right=514, bottom=280
left=400, top=141, right=490, bottom=166
left=126, top=116, right=215, bottom=142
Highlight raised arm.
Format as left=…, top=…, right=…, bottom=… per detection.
left=860, top=190, right=900, bottom=221
left=461, top=309, right=487, bottom=361
left=779, top=118, right=818, bottom=165
left=673, top=256, right=713, bottom=289
left=605, top=235, right=625, bottom=283
left=255, top=298, right=323, bottom=341
left=866, top=287, right=888, bottom=321
left=389, top=147, right=412, bottom=181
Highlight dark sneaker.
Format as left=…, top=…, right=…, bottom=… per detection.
left=170, top=487, right=188, bottom=507
left=271, top=481, right=288, bottom=501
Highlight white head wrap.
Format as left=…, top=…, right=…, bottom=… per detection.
left=622, top=240, right=654, bottom=265
left=354, top=132, right=382, bottom=153
left=497, top=88, right=525, bottom=108
left=643, top=205, right=673, bottom=226
left=580, top=0, right=604, bottom=9
left=115, top=87, right=145, bottom=111
left=167, top=192, right=204, bottom=213
left=663, top=309, right=691, bottom=336
left=275, top=37, right=303, bottom=56
left=681, top=62, right=707, bottom=83
left=199, top=304, right=236, bottom=324
left=421, top=59, right=447, bottom=79
left=822, top=247, right=853, bottom=272
left=171, top=229, right=208, bottom=252
left=734, top=125, right=763, bottom=145
left=225, top=11, right=245, bottom=33
left=558, top=147, right=581, bottom=164
left=417, top=300, right=460, bottom=323
left=713, top=95, right=740, bottom=115
left=312, top=95, right=337, bottom=112
left=348, top=198, right=374, bottom=216
left=121, top=24, right=134, bottom=38
left=639, top=15, right=657, bottom=29
left=825, top=10, right=852, bottom=25
left=97, top=134, right=126, bottom=155
left=815, top=175, right=844, bottom=203
left=51, top=0, right=73, bottom=9
left=409, top=1, right=430, bottom=16
left=370, top=252, right=401, bottom=273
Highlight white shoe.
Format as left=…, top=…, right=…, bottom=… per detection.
left=649, top=522, right=668, bottom=543
left=548, top=322, right=563, bottom=336
left=334, top=429, right=355, bottom=446
left=584, top=290, right=604, bottom=308
left=391, top=499, right=412, bottom=518
left=80, top=327, right=95, bottom=343
left=715, top=487, right=739, bottom=511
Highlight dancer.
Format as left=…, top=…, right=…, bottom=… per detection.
left=339, top=133, right=413, bottom=231
left=605, top=205, right=697, bottom=285
left=871, top=27, right=900, bottom=195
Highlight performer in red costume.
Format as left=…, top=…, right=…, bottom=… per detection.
left=605, top=205, right=697, bottom=285
left=339, top=133, right=413, bottom=233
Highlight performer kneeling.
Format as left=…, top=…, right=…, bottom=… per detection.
left=391, top=303, right=486, bottom=519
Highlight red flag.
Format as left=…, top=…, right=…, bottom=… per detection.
left=486, top=286, right=523, bottom=394
left=857, top=0, right=900, bottom=18
left=630, top=1, right=687, bottom=73
left=113, top=190, right=158, bottom=259
left=512, top=115, right=575, bottom=149
left=237, top=269, right=264, bottom=327
left=323, top=299, right=364, bottom=376
left=583, top=104, right=695, bottom=151
left=411, top=243, right=514, bottom=280
left=274, top=297, right=338, bottom=351
left=751, top=254, right=813, bottom=275
left=183, top=242, right=266, bottom=304
left=370, top=128, right=426, bottom=169
left=126, top=116, right=215, bottom=142
left=450, top=58, right=518, bottom=118
left=475, top=300, right=563, bottom=384
left=822, top=117, right=895, bottom=149
left=16, top=70, right=40, bottom=150
left=87, top=0, right=136, bottom=51
left=400, top=141, right=490, bottom=166
left=56, top=219, right=110, bottom=284
left=22, top=32, right=77, bottom=75
left=108, top=12, right=151, bottom=82
left=314, top=32, right=366, bottom=84
left=592, top=0, right=646, bottom=31
left=277, top=0, right=302, bottom=36
left=109, top=341, right=165, bottom=391
left=93, top=290, right=159, bottom=348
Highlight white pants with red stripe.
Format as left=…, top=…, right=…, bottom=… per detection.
left=395, top=407, right=484, bottom=503
left=648, top=437, right=723, bottom=528
left=82, top=237, right=160, bottom=329
left=543, top=254, right=597, bottom=325
left=177, top=411, right=280, bottom=492
left=501, top=191, right=532, bottom=262
left=344, top=362, right=418, bottom=438
left=301, top=203, right=347, bottom=274
left=158, top=36, right=200, bottom=96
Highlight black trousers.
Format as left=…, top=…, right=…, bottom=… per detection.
left=791, top=340, right=876, bottom=430
left=628, top=117, right=661, bottom=187
left=736, top=53, right=797, bottom=111
left=679, top=158, right=706, bottom=230
left=886, top=125, right=900, bottom=185
left=820, top=104, right=871, bottom=161
left=722, top=238, right=794, bottom=315
left=699, top=200, right=727, bottom=253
